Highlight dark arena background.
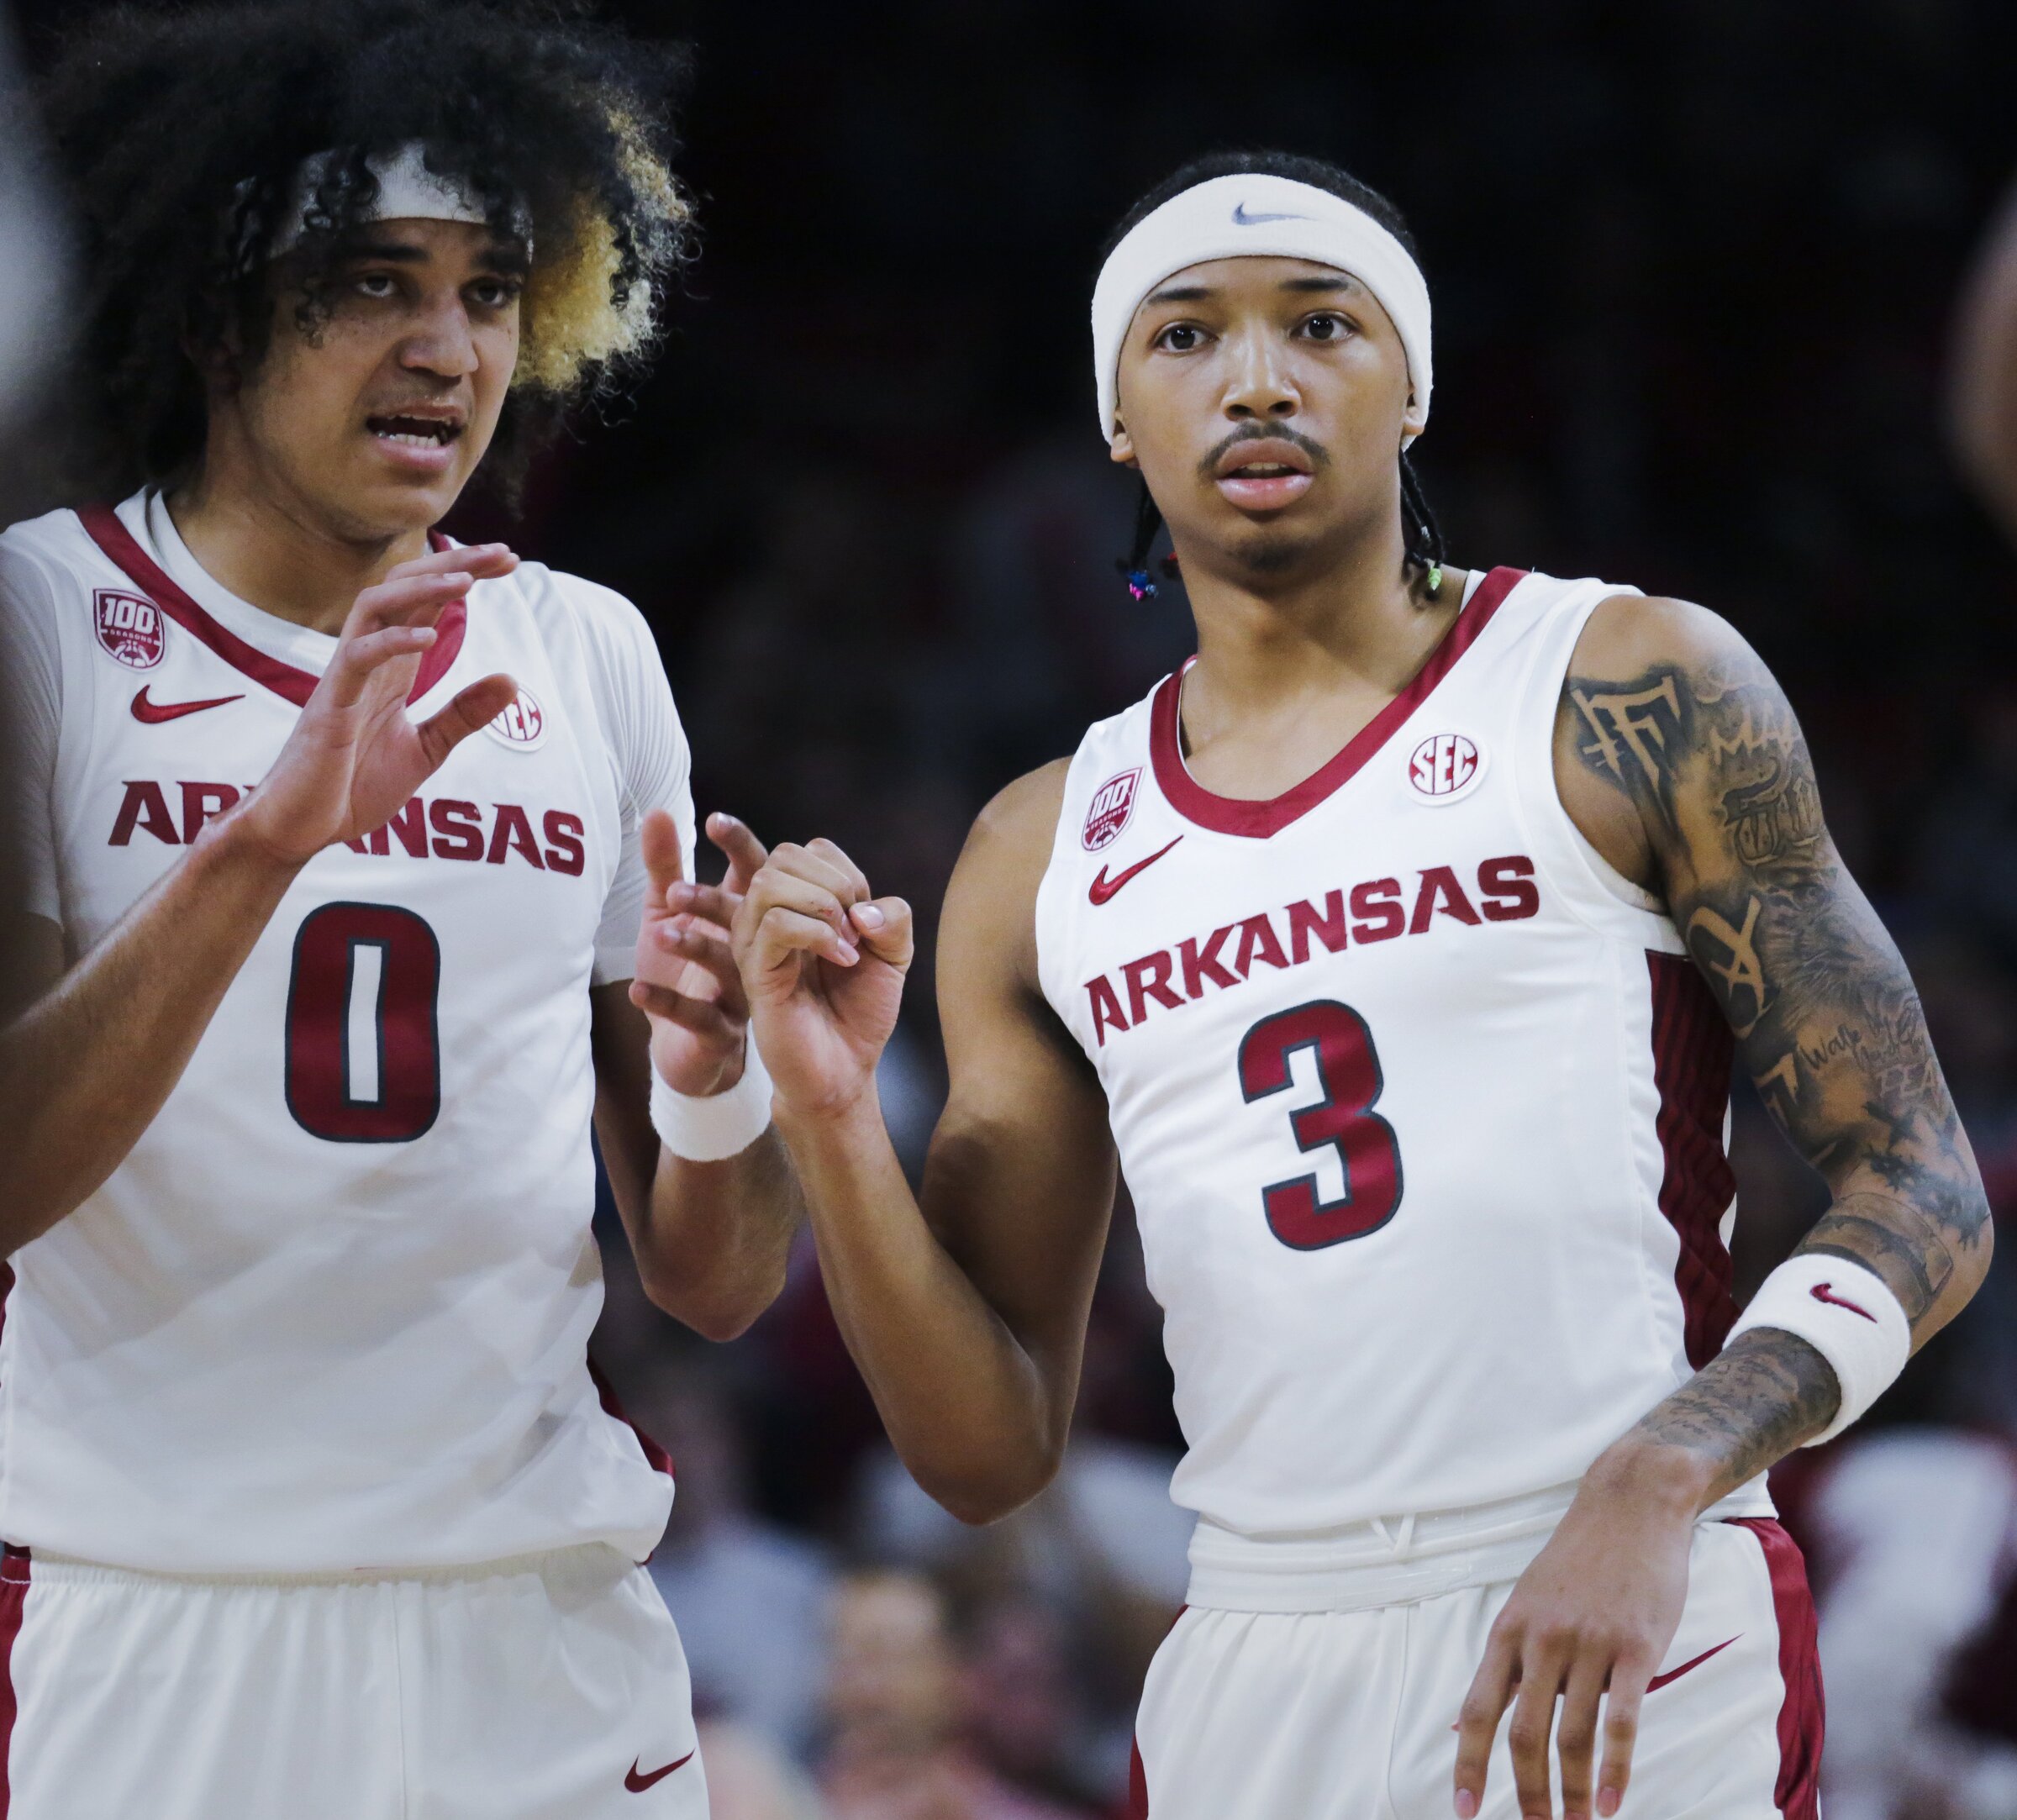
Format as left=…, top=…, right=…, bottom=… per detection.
left=8, top=3, right=2017, bottom=1814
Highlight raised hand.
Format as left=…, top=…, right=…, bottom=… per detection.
left=629, top=811, right=767, bottom=1096
left=237, top=544, right=521, bottom=864
left=730, top=835, right=914, bottom=1121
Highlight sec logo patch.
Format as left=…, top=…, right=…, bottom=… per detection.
left=1082, top=768, right=1140, bottom=851
left=1407, top=732, right=1485, bottom=804
left=94, top=589, right=164, bottom=670
left=484, top=688, right=548, bottom=752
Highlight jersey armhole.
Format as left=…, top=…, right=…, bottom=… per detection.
left=1504, top=582, right=1680, bottom=949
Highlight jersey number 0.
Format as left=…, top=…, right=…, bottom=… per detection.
left=1238, top=999, right=1403, bottom=1249
left=284, top=902, right=442, bottom=1143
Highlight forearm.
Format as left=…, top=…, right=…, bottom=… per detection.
left=777, top=1093, right=1063, bottom=1523
left=630, top=1128, right=801, bottom=1341
left=1593, top=1328, right=1841, bottom=1518
left=0, top=808, right=301, bottom=1249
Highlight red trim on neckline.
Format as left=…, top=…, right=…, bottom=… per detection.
left=1149, top=565, right=1527, bottom=839
left=77, top=503, right=467, bottom=709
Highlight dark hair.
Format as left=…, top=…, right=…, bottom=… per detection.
left=34, top=0, right=694, bottom=502
left=1101, top=150, right=1444, bottom=594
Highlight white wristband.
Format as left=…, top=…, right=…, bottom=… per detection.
left=648, top=1041, right=774, bottom=1162
left=1723, top=1253, right=1910, bottom=1445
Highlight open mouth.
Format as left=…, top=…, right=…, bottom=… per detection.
left=366, top=413, right=464, bottom=449
left=1223, top=459, right=1305, bottom=479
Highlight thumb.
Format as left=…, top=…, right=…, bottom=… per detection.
left=707, top=812, right=769, bottom=893
left=414, top=671, right=517, bottom=770
left=640, top=807, right=686, bottom=906
left=847, top=896, right=914, bottom=970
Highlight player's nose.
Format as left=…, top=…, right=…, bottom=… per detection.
left=1220, top=322, right=1299, bottom=421
left=398, top=295, right=482, bottom=381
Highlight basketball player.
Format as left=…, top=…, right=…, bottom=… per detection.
left=0, top=4, right=790, bottom=1813
left=729, top=152, right=1993, bottom=1820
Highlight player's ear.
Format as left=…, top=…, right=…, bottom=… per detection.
left=1399, top=392, right=1426, bottom=446
left=1109, top=420, right=1140, bottom=468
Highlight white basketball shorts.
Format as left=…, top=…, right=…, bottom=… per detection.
left=1128, top=1518, right=1822, bottom=1820
left=0, top=1542, right=708, bottom=1819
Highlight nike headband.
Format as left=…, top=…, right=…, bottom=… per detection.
left=264, top=142, right=531, bottom=257
left=1091, top=172, right=1432, bottom=448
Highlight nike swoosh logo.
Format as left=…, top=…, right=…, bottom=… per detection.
left=1232, top=201, right=1311, bottom=225
left=625, top=1751, right=694, bottom=1792
left=132, top=686, right=245, bottom=723
left=1647, top=1634, right=1740, bottom=1691
left=1089, top=835, right=1183, bottom=905
left=1811, top=1281, right=1877, bottom=1322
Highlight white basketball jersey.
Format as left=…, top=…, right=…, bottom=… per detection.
left=1035, top=568, right=1772, bottom=1538
left=0, top=491, right=690, bottom=1574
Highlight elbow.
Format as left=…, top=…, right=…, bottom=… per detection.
left=916, top=1444, right=1065, bottom=1528
left=635, top=1259, right=787, bottom=1344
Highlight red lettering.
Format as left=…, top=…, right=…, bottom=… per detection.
left=1349, top=878, right=1403, bottom=942
left=178, top=781, right=240, bottom=844
left=1087, top=976, right=1129, bottom=1045
left=1234, top=913, right=1290, bottom=976
left=387, top=797, right=429, bottom=858
left=1287, top=891, right=1348, bottom=963
left=1122, top=949, right=1184, bottom=1023
left=429, top=798, right=483, bottom=861
left=345, top=826, right=389, bottom=855
left=1409, top=865, right=1481, bottom=933
left=1179, top=926, right=1239, bottom=998
left=109, top=780, right=179, bottom=846
left=1477, top=855, right=1540, bottom=922
left=486, top=803, right=545, bottom=869
left=542, top=810, right=586, bottom=876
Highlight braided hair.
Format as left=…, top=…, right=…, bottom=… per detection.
left=1100, top=150, right=1446, bottom=599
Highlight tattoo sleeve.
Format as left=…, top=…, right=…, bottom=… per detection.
left=1564, top=623, right=1991, bottom=1497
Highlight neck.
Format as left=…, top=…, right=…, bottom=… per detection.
left=168, top=434, right=431, bottom=637
left=1174, top=515, right=1455, bottom=721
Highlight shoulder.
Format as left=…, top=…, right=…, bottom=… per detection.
left=1569, top=591, right=1767, bottom=686
left=941, top=758, right=1073, bottom=980
left=0, top=507, right=93, bottom=604
left=497, top=558, right=661, bottom=660
left=970, top=757, right=1073, bottom=856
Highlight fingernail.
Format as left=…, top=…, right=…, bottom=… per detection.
left=1454, top=1794, right=1476, bottom=1819
left=1599, top=1791, right=1620, bottom=1817
left=854, top=904, right=885, bottom=929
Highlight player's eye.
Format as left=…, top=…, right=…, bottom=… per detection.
left=353, top=271, right=400, bottom=300
left=1299, top=312, right=1354, bottom=342
left=1153, top=322, right=1209, bottom=353
left=467, top=276, right=522, bottom=311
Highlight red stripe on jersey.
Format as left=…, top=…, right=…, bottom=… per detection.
left=1647, top=952, right=1738, bottom=1369
left=1148, top=567, right=1528, bottom=839
left=76, top=505, right=467, bottom=707
left=1124, top=1735, right=1149, bottom=1819
left=587, top=1358, right=675, bottom=1481
left=0, top=1544, right=27, bottom=1817
left=1726, top=1518, right=1824, bottom=1818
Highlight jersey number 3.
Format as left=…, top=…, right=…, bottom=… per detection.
left=285, top=902, right=442, bottom=1144
left=1239, top=1000, right=1402, bottom=1249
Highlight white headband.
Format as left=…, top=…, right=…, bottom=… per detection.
left=266, top=142, right=529, bottom=256
left=1091, top=172, right=1431, bottom=448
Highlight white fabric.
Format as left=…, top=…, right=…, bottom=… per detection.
left=1033, top=568, right=1773, bottom=1539
left=1091, top=172, right=1432, bottom=444
left=1725, top=1253, right=1911, bottom=1444
left=4, top=1544, right=708, bottom=1818
left=0, top=491, right=693, bottom=1573
left=270, top=140, right=524, bottom=255
left=649, top=1042, right=774, bottom=1161
left=1135, top=1519, right=1814, bottom=1820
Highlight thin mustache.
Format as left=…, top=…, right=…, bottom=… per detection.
left=1198, top=423, right=1330, bottom=480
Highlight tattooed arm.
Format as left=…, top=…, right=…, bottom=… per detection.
left=1453, top=595, right=1992, bottom=1820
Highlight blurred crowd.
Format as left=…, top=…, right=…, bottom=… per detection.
left=8, top=0, right=2017, bottom=1813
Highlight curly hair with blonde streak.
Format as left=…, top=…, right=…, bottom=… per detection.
left=39, top=0, right=695, bottom=497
